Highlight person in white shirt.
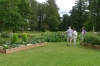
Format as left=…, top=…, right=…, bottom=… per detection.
left=65, top=26, right=73, bottom=46
left=72, top=28, right=77, bottom=45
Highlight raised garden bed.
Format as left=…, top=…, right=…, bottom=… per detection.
left=0, top=42, right=47, bottom=54
left=80, top=43, right=100, bottom=50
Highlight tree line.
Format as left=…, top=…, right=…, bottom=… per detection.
left=0, top=0, right=100, bottom=32
left=0, top=0, right=60, bottom=32
left=69, top=0, right=100, bottom=31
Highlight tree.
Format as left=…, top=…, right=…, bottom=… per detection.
left=86, top=0, right=100, bottom=31
left=45, top=0, right=60, bottom=31
left=29, top=0, right=38, bottom=31
left=18, top=0, right=31, bottom=31
left=70, top=0, right=88, bottom=31
left=59, top=14, right=71, bottom=31
left=0, top=0, right=31, bottom=31
left=37, top=2, right=47, bottom=31
left=0, top=0, right=21, bottom=31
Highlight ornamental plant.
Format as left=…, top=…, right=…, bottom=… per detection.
left=22, top=33, right=28, bottom=42
left=11, top=33, right=18, bottom=44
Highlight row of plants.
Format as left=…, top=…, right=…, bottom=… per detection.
left=0, top=33, right=45, bottom=49
left=83, top=32, right=100, bottom=45
left=0, top=31, right=83, bottom=49
left=39, top=32, right=67, bottom=42
left=41, top=31, right=82, bottom=42
left=0, top=32, right=62, bottom=46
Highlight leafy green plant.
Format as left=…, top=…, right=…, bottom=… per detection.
left=29, top=32, right=67, bottom=42
left=0, top=38, right=7, bottom=45
left=83, top=32, right=100, bottom=45
left=2, top=44, right=10, bottom=49
left=11, top=33, right=18, bottom=44
left=11, top=43, right=19, bottom=48
left=44, top=32, right=67, bottom=42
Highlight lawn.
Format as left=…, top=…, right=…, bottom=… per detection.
left=0, top=42, right=100, bottom=66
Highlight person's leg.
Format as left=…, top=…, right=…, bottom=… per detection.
left=67, top=36, right=71, bottom=46
left=69, top=37, right=72, bottom=45
left=74, top=38, right=76, bottom=45
left=67, top=37, right=69, bottom=46
left=69, top=39, right=71, bottom=45
left=82, top=36, right=84, bottom=42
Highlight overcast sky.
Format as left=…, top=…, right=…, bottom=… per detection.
left=36, top=0, right=76, bottom=17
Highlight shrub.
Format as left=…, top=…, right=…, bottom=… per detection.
left=11, top=33, right=18, bottom=44
left=83, top=32, right=100, bottom=45
left=40, top=32, right=67, bottom=42
left=22, top=33, right=28, bottom=42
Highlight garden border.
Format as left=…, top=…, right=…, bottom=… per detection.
left=80, top=43, right=100, bottom=50
left=0, top=42, right=47, bottom=54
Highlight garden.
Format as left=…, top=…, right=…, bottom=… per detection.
left=0, top=0, right=100, bottom=65
left=0, top=31, right=100, bottom=66
left=0, top=31, right=67, bottom=54
left=0, top=31, right=100, bottom=54
left=81, top=32, right=100, bottom=49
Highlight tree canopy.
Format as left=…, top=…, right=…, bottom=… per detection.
left=0, top=0, right=100, bottom=32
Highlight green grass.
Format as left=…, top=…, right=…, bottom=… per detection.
left=0, top=42, right=100, bottom=66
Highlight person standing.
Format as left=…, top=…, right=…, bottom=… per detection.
left=65, top=26, right=73, bottom=46
left=81, top=27, right=86, bottom=42
left=72, top=28, right=77, bottom=45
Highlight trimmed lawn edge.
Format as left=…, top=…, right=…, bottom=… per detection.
left=0, top=42, right=47, bottom=54
left=80, top=43, right=100, bottom=50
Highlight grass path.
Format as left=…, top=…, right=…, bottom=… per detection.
left=0, top=42, right=100, bottom=66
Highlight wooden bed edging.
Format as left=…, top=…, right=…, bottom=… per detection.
left=80, top=43, right=100, bottom=50
left=0, top=42, right=47, bottom=54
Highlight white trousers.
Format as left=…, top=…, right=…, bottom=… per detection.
left=73, top=38, right=77, bottom=45
left=81, top=36, right=84, bottom=42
